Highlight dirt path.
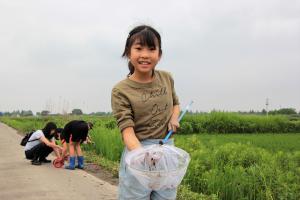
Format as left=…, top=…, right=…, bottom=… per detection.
left=0, top=122, right=117, bottom=200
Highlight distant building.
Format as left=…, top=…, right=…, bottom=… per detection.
left=41, top=110, right=50, bottom=116
left=72, top=109, right=83, bottom=115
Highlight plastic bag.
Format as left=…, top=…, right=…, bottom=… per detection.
left=125, top=144, right=190, bottom=190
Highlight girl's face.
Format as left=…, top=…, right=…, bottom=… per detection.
left=129, top=39, right=161, bottom=75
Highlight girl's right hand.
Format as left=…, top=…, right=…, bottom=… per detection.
left=122, top=127, right=142, bottom=151
left=56, top=145, right=63, bottom=151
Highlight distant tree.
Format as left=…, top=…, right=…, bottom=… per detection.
left=268, top=110, right=276, bottom=115
left=277, top=108, right=297, bottom=115
left=11, top=110, right=21, bottom=117
left=0, top=112, right=3, bottom=116
left=88, top=111, right=112, bottom=116
left=21, top=110, right=33, bottom=116
left=262, top=109, right=267, bottom=115
left=36, top=112, right=41, bottom=116
left=3, top=112, right=11, bottom=116
left=41, top=110, right=50, bottom=116
left=269, top=108, right=297, bottom=115
left=72, top=109, right=83, bottom=115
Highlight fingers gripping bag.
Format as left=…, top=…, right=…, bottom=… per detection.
left=125, top=144, right=190, bottom=190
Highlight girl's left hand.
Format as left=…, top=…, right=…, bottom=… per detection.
left=168, top=117, right=180, bottom=133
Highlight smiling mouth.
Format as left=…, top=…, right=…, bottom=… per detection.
left=138, top=61, right=151, bottom=65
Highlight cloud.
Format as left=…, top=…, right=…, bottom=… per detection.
left=0, top=0, right=299, bottom=113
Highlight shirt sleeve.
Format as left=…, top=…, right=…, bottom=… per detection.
left=169, top=73, right=180, bottom=106
left=35, top=130, right=44, bottom=139
left=111, top=87, right=135, bottom=132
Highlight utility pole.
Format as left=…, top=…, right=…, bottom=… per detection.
left=266, top=98, right=269, bottom=116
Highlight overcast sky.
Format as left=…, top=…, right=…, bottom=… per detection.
left=0, top=0, right=299, bottom=114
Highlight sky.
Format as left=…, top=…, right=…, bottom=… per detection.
left=0, top=0, right=299, bottom=114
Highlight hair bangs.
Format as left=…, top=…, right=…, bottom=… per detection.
left=130, top=29, right=158, bottom=49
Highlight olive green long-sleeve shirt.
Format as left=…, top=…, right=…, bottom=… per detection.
left=111, top=70, right=179, bottom=140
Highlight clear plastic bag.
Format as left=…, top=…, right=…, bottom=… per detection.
left=125, top=144, right=190, bottom=190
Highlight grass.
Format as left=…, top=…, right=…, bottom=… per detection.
left=176, top=133, right=300, bottom=152
left=179, top=112, right=300, bottom=134
left=1, top=115, right=300, bottom=199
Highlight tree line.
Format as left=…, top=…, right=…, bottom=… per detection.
left=0, top=109, right=112, bottom=117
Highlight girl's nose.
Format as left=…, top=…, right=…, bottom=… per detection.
left=140, top=50, right=150, bottom=58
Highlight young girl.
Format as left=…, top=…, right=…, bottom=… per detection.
left=111, top=25, right=180, bottom=200
left=60, top=120, right=93, bottom=170
left=24, top=122, right=62, bottom=165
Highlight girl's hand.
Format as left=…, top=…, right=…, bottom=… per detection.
left=56, top=145, right=63, bottom=151
left=122, top=127, right=142, bottom=151
left=168, top=116, right=180, bottom=133
left=56, top=157, right=63, bottom=162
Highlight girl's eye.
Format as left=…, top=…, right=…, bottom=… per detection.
left=135, top=47, right=142, bottom=50
left=149, top=47, right=156, bottom=51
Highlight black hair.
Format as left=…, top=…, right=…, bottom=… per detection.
left=122, top=25, right=162, bottom=76
left=42, top=122, right=57, bottom=139
left=56, top=128, right=63, bottom=133
left=54, top=128, right=63, bottom=140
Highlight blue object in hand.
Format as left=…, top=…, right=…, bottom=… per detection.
left=160, top=101, right=194, bottom=145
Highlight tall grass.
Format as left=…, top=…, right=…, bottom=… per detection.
left=179, top=112, right=300, bottom=134
left=84, top=127, right=123, bottom=161
left=176, top=133, right=300, bottom=152
left=177, top=136, right=300, bottom=200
